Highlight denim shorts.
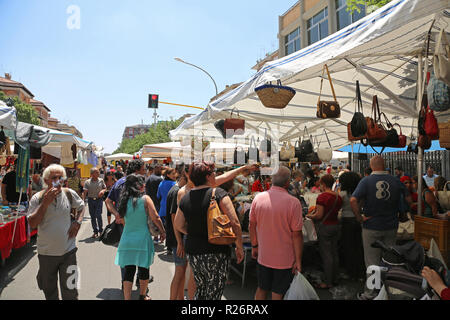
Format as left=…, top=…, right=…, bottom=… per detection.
left=172, top=247, right=187, bottom=267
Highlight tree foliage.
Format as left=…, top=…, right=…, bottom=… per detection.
left=113, top=118, right=184, bottom=155
left=346, top=0, right=393, bottom=13
left=0, top=91, right=40, bottom=125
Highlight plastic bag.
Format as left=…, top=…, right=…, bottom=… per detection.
left=284, top=273, right=320, bottom=300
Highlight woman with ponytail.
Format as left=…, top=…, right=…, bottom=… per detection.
left=115, top=174, right=166, bottom=300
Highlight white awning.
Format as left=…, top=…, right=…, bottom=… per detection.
left=171, top=0, right=450, bottom=151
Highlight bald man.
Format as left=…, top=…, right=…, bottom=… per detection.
left=350, top=155, right=411, bottom=300
left=250, top=166, right=303, bottom=300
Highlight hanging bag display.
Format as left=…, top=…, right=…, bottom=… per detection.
left=255, top=79, right=296, bottom=109
left=298, top=127, right=314, bottom=162
left=348, top=80, right=367, bottom=141
left=207, top=188, right=237, bottom=245
left=233, top=144, right=247, bottom=165
left=317, top=129, right=333, bottom=162
left=393, top=123, right=407, bottom=148
left=247, top=136, right=260, bottom=162
left=214, top=119, right=227, bottom=139
left=424, top=106, right=439, bottom=140
left=280, top=141, right=295, bottom=161
left=433, top=28, right=450, bottom=87
left=361, top=95, right=387, bottom=145
left=223, top=108, right=245, bottom=135
left=317, top=64, right=340, bottom=119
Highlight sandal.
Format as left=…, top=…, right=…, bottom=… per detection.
left=139, top=294, right=152, bottom=300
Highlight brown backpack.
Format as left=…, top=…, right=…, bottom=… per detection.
left=207, top=188, right=237, bottom=245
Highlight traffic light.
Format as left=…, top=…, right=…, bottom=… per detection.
left=148, top=94, right=159, bottom=109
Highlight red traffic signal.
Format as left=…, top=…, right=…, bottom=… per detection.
left=148, top=94, right=159, bottom=109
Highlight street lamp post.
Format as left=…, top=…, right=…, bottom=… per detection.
left=174, top=57, right=219, bottom=96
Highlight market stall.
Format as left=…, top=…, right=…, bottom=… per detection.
left=170, top=0, right=450, bottom=261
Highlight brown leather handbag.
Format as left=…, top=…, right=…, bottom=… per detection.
left=364, top=95, right=387, bottom=142
left=317, top=64, right=340, bottom=119
left=223, top=109, right=245, bottom=135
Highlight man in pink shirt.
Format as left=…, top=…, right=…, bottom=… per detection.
left=250, top=166, right=303, bottom=300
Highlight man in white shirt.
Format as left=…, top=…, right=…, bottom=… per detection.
left=423, top=165, right=439, bottom=188
left=28, top=164, right=85, bottom=300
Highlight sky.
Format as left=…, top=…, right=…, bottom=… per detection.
left=0, top=0, right=296, bottom=154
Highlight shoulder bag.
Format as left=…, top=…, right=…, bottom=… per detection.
left=223, top=108, right=245, bottom=136
left=247, top=136, right=260, bottom=163
left=437, top=181, right=450, bottom=211
left=312, top=194, right=339, bottom=239
left=361, top=95, right=387, bottom=145
left=317, top=129, right=333, bottom=162
left=207, top=188, right=237, bottom=245
left=348, top=80, right=367, bottom=141
left=317, top=64, right=340, bottom=119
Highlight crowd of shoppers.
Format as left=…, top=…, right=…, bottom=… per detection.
left=21, top=154, right=450, bottom=301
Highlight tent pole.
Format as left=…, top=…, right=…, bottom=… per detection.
left=417, top=53, right=424, bottom=216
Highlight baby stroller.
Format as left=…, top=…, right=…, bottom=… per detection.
left=372, top=240, right=448, bottom=300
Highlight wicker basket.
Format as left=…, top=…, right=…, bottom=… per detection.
left=438, top=120, right=450, bottom=149
left=255, top=80, right=296, bottom=109
left=414, top=215, right=449, bottom=264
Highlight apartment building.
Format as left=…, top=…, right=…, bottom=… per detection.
left=253, top=0, right=367, bottom=71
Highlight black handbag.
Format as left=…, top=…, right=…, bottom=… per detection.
left=349, top=80, right=368, bottom=139
left=99, top=221, right=123, bottom=247
left=214, top=120, right=227, bottom=139
left=298, top=127, right=314, bottom=162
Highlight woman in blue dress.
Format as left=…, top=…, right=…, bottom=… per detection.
left=115, top=174, right=166, bottom=300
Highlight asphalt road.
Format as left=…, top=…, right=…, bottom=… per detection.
left=0, top=203, right=364, bottom=300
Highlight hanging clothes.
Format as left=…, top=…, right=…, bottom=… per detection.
left=60, top=142, right=74, bottom=166
left=79, top=163, right=93, bottom=178
left=16, top=145, right=30, bottom=195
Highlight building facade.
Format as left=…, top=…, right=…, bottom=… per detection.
left=122, top=124, right=152, bottom=140
left=252, top=0, right=367, bottom=71
left=278, top=0, right=366, bottom=58
left=30, top=99, right=51, bottom=128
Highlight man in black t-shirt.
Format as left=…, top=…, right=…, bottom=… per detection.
left=145, top=164, right=163, bottom=212
left=2, top=169, right=28, bottom=205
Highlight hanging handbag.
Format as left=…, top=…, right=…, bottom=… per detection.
left=348, top=80, right=367, bottom=141
left=214, top=119, right=227, bottom=139
left=298, top=127, right=314, bottom=162
left=223, top=108, right=245, bottom=135
left=317, top=129, right=333, bottom=162
left=361, top=95, right=387, bottom=145
left=247, top=136, right=260, bottom=162
left=317, top=64, right=340, bottom=119
left=424, top=106, right=440, bottom=140
left=433, top=28, right=450, bottom=87
left=207, top=188, right=237, bottom=245
left=280, top=141, right=295, bottom=161
left=418, top=134, right=432, bottom=150
left=233, top=145, right=247, bottom=165
left=255, top=79, right=296, bottom=109
left=393, top=123, right=407, bottom=148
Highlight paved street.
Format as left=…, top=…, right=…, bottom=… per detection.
left=0, top=203, right=364, bottom=300
left=0, top=204, right=258, bottom=300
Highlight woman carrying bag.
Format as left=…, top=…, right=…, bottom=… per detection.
left=306, top=174, right=342, bottom=289
left=174, top=161, right=244, bottom=300
left=114, top=174, right=166, bottom=300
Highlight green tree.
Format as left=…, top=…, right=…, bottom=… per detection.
left=113, top=118, right=184, bottom=155
left=0, top=91, right=40, bottom=125
left=346, top=0, right=393, bottom=13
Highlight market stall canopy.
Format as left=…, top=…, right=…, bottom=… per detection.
left=105, top=153, right=134, bottom=161
left=0, top=100, right=17, bottom=130
left=171, top=0, right=450, bottom=152
left=142, top=141, right=249, bottom=161
left=4, top=121, right=92, bottom=149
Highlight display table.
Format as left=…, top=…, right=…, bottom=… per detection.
left=0, top=215, right=28, bottom=262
